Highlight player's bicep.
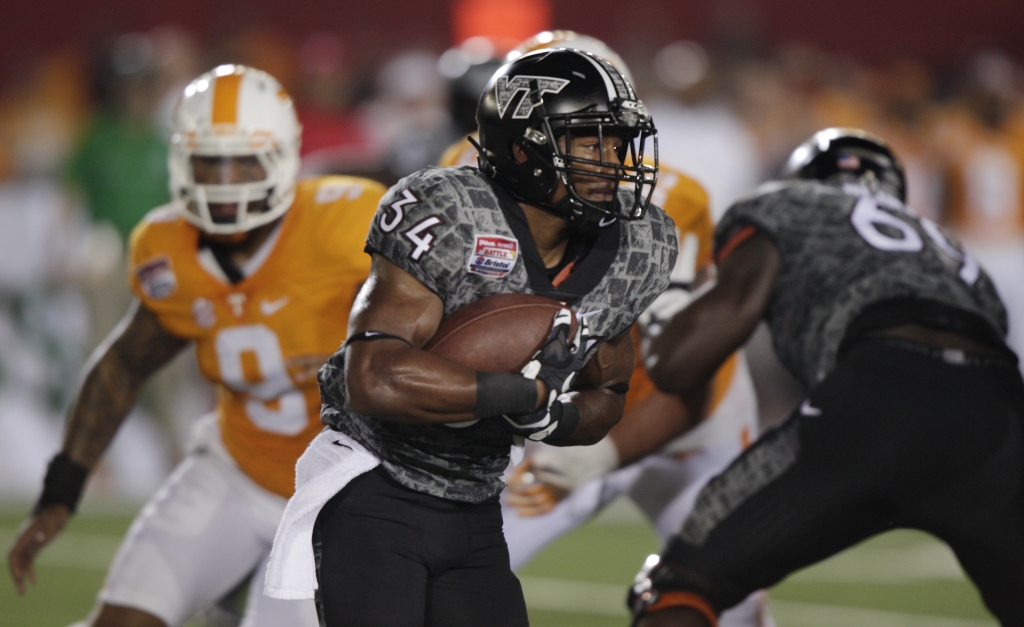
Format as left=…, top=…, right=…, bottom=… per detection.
left=105, top=300, right=189, bottom=381
left=343, top=255, right=477, bottom=422
left=714, top=228, right=780, bottom=321
left=348, top=254, right=444, bottom=349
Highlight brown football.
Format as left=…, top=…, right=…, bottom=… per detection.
left=424, top=293, right=575, bottom=373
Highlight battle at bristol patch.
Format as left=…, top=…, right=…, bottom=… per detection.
left=467, top=234, right=519, bottom=278
left=135, top=256, right=177, bottom=299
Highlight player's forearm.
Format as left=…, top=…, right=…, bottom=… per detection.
left=609, top=385, right=709, bottom=466
left=550, top=388, right=625, bottom=446
left=62, top=351, right=149, bottom=468
left=649, top=233, right=778, bottom=395
left=348, top=355, right=476, bottom=423
left=646, top=292, right=749, bottom=396
left=60, top=302, right=187, bottom=469
left=346, top=343, right=542, bottom=424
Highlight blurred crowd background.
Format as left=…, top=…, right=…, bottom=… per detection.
left=1, top=0, right=1023, bottom=502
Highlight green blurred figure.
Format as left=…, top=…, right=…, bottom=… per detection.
left=66, top=33, right=169, bottom=243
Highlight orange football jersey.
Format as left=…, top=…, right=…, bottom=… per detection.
left=128, top=176, right=386, bottom=497
left=934, top=105, right=1024, bottom=242
left=437, top=136, right=732, bottom=413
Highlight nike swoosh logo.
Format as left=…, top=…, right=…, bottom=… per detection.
left=332, top=440, right=352, bottom=450
left=598, top=216, right=617, bottom=227
left=799, top=400, right=822, bottom=416
left=260, top=296, right=290, bottom=316
left=578, top=309, right=604, bottom=320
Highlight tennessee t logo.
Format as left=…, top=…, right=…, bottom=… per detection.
left=495, top=75, right=571, bottom=119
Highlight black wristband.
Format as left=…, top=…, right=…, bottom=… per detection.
left=543, top=401, right=581, bottom=444
left=475, top=372, right=538, bottom=419
left=34, top=453, right=89, bottom=515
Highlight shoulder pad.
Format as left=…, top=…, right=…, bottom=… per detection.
left=128, top=203, right=187, bottom=252
left=654, top=163, right=708, bottom=208
left=141, top=203, right=183, bottom=225
left=300, top=176, right=388, bottom=207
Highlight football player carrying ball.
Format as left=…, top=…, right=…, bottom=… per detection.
left=439, top=31, right=771, bottom=627
left=266, top=48, right=675, bottom=627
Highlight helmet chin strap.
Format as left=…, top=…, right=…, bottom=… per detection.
left=551, top=195, right=611, bottom=236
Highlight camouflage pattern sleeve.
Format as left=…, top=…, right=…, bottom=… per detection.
left=364, top=168, right=472, bottom=300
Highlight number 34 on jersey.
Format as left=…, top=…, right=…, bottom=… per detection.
left=378, top=189, right=443, bottom=261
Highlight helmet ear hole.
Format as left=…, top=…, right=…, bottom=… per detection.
left=512, top=142, right=530, bottom=164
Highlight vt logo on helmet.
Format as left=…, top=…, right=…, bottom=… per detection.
left=494, top=75, right=570, bottom=119
left=475, top=48, right=658, bottom=231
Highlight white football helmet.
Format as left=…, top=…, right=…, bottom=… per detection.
left=168, top=65, right=302, bottom=235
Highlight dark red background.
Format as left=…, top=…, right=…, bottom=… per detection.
left=3, top=0, right=1021, bottom=77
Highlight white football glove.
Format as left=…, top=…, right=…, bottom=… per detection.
left=505, top=311, right=593, bottom=441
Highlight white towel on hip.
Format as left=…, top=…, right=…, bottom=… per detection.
left=264, top=429, right=379, bottom=600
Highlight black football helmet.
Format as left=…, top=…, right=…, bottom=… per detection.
left=475, top=48, right=658, bottom=229
left=782, top=127, right=907, bottom=202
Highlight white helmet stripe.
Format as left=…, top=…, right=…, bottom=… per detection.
left=579, top=53, right=618, bottom=101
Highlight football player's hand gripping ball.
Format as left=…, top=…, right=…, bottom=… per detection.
left=504, top=309, right=591, bottom=441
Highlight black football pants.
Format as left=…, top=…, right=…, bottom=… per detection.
left=312, top=466, right=529, bottom=627
left=660, top=337, right=1024, bottom=625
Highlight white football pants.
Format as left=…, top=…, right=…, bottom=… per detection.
left=96, top=415, right=318, bottom=627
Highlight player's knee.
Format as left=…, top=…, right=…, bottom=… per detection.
left=629, top=554, right=719, bottom=627
left=91, top=605, right=167, bottom=627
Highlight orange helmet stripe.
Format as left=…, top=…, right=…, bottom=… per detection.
left=212, top=73, right=242, bottom=125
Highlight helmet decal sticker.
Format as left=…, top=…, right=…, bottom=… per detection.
left=494, top=75, right=571, bottom=119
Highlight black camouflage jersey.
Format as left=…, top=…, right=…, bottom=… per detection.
left=319, top=166, right=677, bottom=503
left=716, top=180, right=1008, bottom=389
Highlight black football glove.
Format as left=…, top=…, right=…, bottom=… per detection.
left=523, top=308, right=591, bottom=396
left=503, top=309, right=593, bottom=441
left=503, top=392, right=579, bottom=441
